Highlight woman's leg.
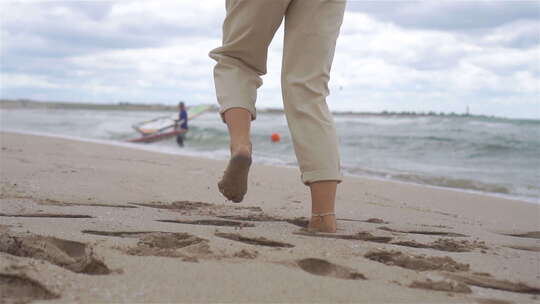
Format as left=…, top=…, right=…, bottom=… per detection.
left=309, top=181, right=338, bottom=232
left=223, top=108, right=252, bottom=156
left=281, top=0, right=346, bottom=232
left=209, top=0, right=288, bottom=202
left=218, top=108, right=252, bottom=202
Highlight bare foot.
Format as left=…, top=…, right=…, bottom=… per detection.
left=308, top=214, right=337, bottom=233
left=218, top=151, right=252, bottom=203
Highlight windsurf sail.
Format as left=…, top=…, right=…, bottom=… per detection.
left=132, top=104, right=212, bottom=135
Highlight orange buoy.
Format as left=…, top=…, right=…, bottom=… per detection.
left=271, top=133, right=281, bottom=142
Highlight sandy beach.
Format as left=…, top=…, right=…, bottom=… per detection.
left=1, top=131, right=539, bottom=303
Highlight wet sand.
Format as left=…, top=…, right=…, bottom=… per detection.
left=1, top=131, right=539, bottom=303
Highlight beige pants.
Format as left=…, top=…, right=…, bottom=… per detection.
left=209, top=0, right=346, bottom=185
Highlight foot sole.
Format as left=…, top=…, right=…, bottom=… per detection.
left=218, top=154, right=252, bottom=203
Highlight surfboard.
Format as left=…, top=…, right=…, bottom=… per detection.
left=128, top=104, right=212, bottom=143
left=127, top=129, right=187, bottom=143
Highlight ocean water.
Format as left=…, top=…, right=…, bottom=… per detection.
left=1, top=108, right=539, bottom=203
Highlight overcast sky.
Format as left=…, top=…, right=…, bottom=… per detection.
left=1, top=0, right=539, bottom=118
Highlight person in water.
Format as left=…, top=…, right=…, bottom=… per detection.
left=176, top=102, right=188, bottom=147
left=209, top=0, right=346, bottom=233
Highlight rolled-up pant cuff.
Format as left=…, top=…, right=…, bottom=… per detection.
left=219, top=104, right=257, bottom=123
left=301, top=169, right=342, bottom=185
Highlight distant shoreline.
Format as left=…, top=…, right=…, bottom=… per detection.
left=0, top=98, right=532, bottom=121
left=0, top=99, right=186, bottom=112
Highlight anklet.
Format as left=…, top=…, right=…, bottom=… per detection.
left=312, top=212, right=335, bottom=217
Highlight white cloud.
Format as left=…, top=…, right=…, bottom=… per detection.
left=322, top=11, right=540, bottom=117
left=483, top=20, right=540, bottom=48
left=1, top=0, right=539, bottom=118
left=1, top=73, right=65, bottom=89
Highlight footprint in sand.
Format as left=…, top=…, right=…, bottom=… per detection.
left=218, top=214, right=281, bottom=222
left=502, top=231, right=540, bottom=240
left=475, top=298, right=519, bottom=304
left=216, top=215, right=312, bottom=230
left=233, top=206, right=263, bottom=212
left=66, top=203, right=138, bottom=208
left=284, top=218, right=310, bottom=228
left=391, top=238, right=488, bottom=253
left=82, top=230, right=156, bottom=238
left=133, top=201, right=263, bottom=217
left=366, top=249, right=540, bottom=295
left=504, top=245, right=540, bottom=252
left=390, top=240, right=432, bottom=249
left=293, top=230, right=392, bottom=243
left=430, top=238, right=488, bottom=252
left=36, top=199, right=138, bottom=208
left=337, top=218, right=389, bottom=224
left=409, top=278, right=472, bottom=293
left=364, top=249, right=470, bottom=272
left=83, top=230, right=211, bottom=260
left=233, top=249, right=259, bottom=259
left=0, top=213, right=93, bottom=218
left=133, top=201, right=214, bottom=210
left=0, top=273, right=59, bottom=303
left=378, top=226, right=467, bottom=237
left=296, top=258, right=366, bottom=280
left=445, top=273, right=540, bottom=295
left=157, top=219, right=255, bottom=228
left=215, top=232, right=294, bottom=248
left=0, top=231, right=110, bottom=275
left=218, top=215, right=310, bottom=228
left=121, top=232, right=209, bottom=260
left=1, top=196, right=136, bottom=209
left=136, top=232, right=205, bottom=250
